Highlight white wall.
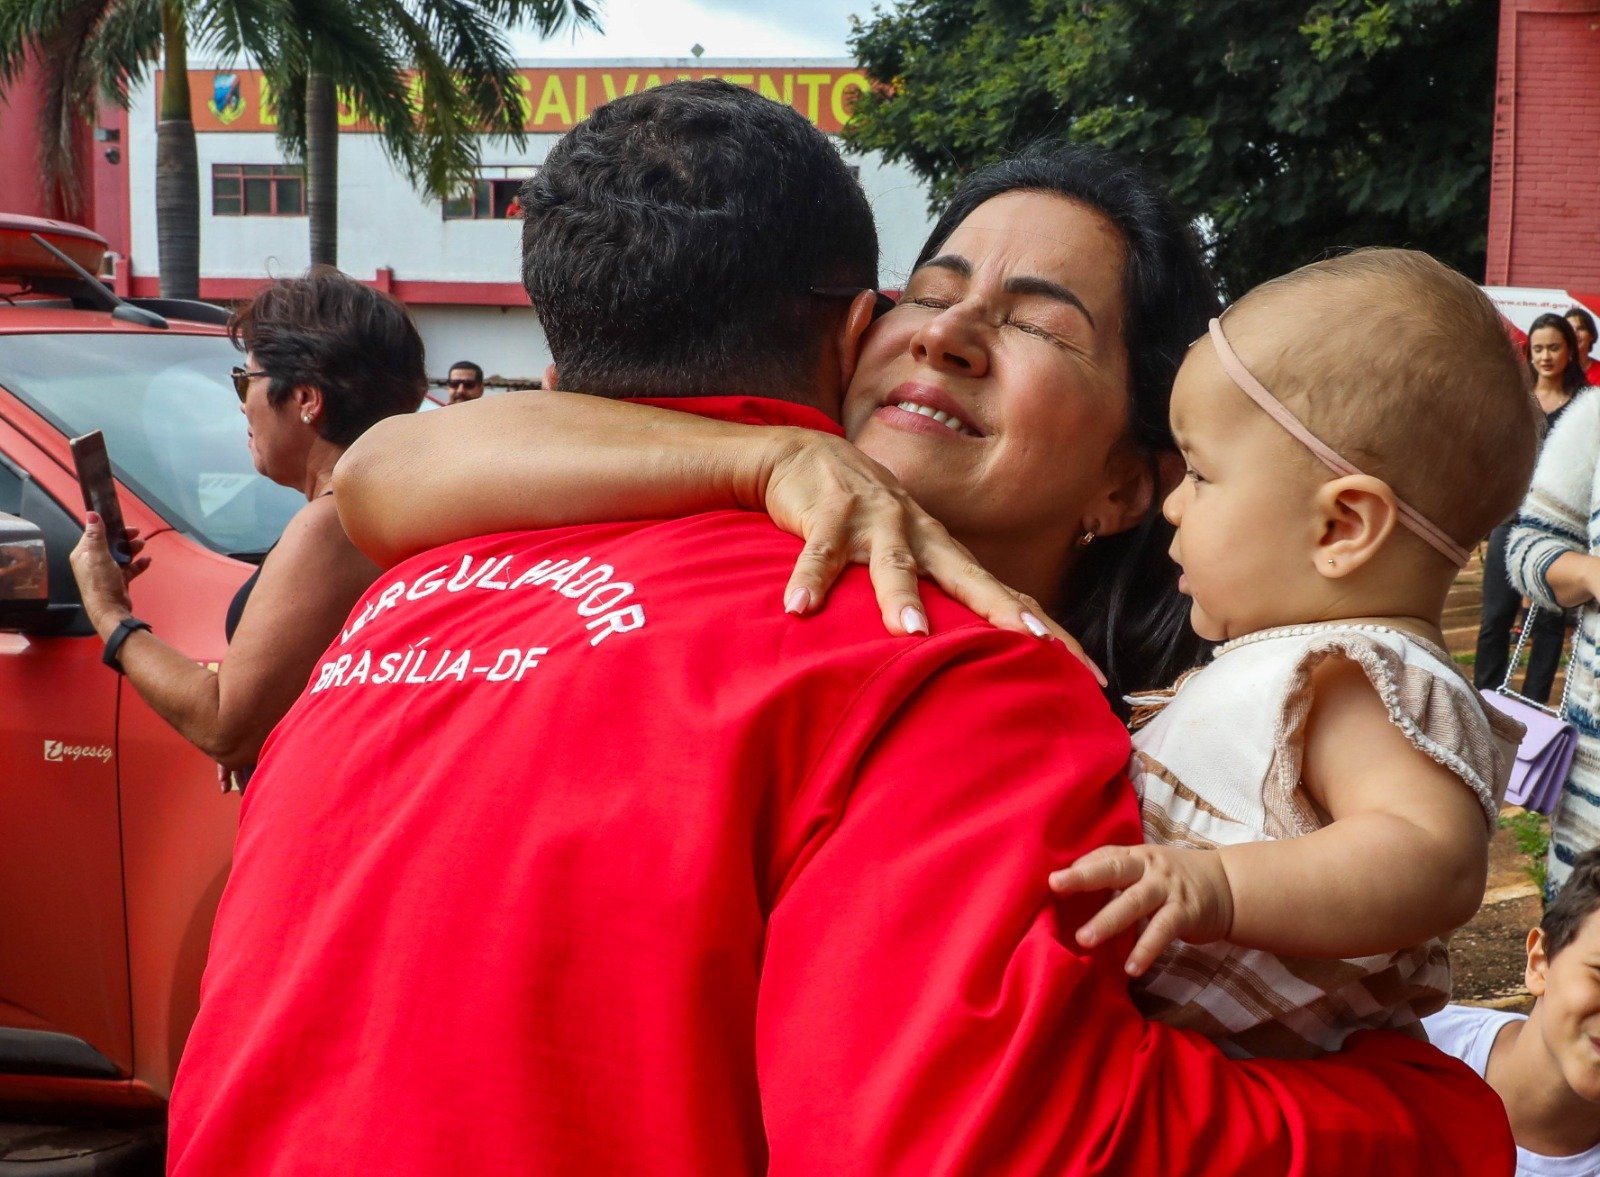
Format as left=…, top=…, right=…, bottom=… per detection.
left=412, top=305, right=548, bottom=384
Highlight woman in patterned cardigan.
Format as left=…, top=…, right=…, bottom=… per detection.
left=1508, top=379, right=1600, bottom=897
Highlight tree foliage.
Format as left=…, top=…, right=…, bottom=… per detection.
left=0, top=0, right=597, bottom=218
left=845, top=0, right=1498, bottom=294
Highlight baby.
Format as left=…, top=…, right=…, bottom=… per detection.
left=1051, top=248, right=1539, bottom=1058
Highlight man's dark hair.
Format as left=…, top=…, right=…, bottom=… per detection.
left=519, top=79, right=878, bottom=400
left=1542, top=847, right=1600, bottom=959
left=449, top=361, right=484, bottom=382
left=229, top=266, right=426, bottom=446
left=915, top=143, right=1219, bottom=700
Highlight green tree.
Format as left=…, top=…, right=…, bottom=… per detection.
left=845, top=0, right=1497, bottom=295
left=0, top=0, right=595, bottom=297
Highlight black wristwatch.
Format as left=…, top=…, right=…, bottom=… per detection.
left=102, top=615, right=152, bottom=673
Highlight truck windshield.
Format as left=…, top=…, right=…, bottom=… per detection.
left=0, top=331, right=303, bottom=557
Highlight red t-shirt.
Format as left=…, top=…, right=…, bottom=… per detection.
left=1586, top=358, right=1600, bottom=387
left=168, top=397, right=1512, bottom=1175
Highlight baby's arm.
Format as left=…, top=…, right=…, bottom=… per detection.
left=1051, top=657, right=1489, bottom=973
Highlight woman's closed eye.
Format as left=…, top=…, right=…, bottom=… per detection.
left=1003, top=314, right=1066, bottom=346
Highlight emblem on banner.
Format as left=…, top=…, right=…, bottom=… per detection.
left=209, top=73, right=245, bottom=125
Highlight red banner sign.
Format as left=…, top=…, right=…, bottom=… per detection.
left=176, top=67, right=870, bottom=135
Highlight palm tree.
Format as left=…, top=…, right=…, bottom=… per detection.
left=0, top=0, right=596, bottom=293
left=264, top=0, right=597, bottom=268
left=0, top=0, right=280, bottom=298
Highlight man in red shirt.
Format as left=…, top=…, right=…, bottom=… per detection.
left=168, top=82, right=1513, bottom=1174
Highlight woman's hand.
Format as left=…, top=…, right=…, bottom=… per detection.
left=763, top=433, right=1105, bottom=684
left=70, top=512, right=150, bottom=639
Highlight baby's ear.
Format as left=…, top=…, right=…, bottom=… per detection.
left=1312, top=474, right=1399, bottom=578
left=1525, top=927, right=1550, bottom=998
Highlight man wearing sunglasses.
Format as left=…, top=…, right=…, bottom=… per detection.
left=446, top=360, right=485, bottom=404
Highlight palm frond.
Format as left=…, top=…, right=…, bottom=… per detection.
left=29, top=0, right=127, bottom=214
left=85, top=0, right=162, bottom=104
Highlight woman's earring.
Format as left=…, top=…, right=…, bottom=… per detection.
left=1077, top=530, right=1096, bottom=548
left=302, top=414, right=313, bottom=425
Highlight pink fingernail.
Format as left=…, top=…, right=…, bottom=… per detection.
left=785, top=587, right=811, bottom=615
left=900, top=606, right=928, bottom=636
left=1021, top=611, right=1050, bottom=638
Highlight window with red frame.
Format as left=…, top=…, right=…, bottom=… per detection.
left=442, top=166, right=537, bottom=220
left=212, top=164, right=305, bottom=217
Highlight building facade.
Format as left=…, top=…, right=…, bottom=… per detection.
left=1487, top=0, right=1600, bottom=289
left=110, top=60, right=935, bottom=382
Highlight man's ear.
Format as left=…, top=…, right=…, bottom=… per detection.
left=1312, top=474, right=1399, bottom=578
left=835, top=289, right=879, bottom=392
left=1091, top=445, right=1159, bottom=539
left=542, top=362, right=560, bottom=392
left=1526, top=927, right=1550, bottom=998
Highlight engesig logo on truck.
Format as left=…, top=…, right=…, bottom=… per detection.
left=43, top=740, right=113, bottom=763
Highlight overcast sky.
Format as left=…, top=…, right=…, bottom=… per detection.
left=508, top=0, right=880, bottom=59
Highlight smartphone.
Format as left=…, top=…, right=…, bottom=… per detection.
left=69, top=431, right=132, bottom=565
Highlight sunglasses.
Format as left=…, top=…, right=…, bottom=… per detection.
left=810, top=286, right=897, bottom=321
left=446, top=379, right=482, bottom=389
left=231, top=366, right=268, bottom=402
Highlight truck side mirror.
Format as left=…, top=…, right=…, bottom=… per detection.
left=0, top=510, right=51, bottom=631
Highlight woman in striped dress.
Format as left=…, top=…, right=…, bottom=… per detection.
left=1507, top=317, right=1599, bottom=896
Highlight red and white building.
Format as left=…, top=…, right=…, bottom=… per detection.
left=1481, top=0, right=1600, bottom=333
left=0, top=59, right=935, bottom=382
left=9, top=3, right=1600, bottom=365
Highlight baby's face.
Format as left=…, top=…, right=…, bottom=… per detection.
left=1530, top=912, right=1600, bottom=1104
left=1162, top=334, right=1327, bottom=642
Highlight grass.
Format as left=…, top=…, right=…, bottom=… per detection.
left=1499, top=810, right=1551, bottom=899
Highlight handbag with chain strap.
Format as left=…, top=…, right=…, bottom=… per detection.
left=1480, top=605, right=1577, bottom=814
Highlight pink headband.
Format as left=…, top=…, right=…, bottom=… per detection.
left=1207, top=318, right=1471, bottom=567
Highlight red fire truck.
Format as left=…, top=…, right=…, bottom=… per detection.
left=0, top=214, right=301, bottom=1171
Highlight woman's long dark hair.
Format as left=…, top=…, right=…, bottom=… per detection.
left=1527, top=312, right=1588, bottom=394
left=914, top=144, right=1219, bottom=698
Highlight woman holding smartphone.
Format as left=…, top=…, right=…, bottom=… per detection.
left=68, top=268, right=425, bottom=777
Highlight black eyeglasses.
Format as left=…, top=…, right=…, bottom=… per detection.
left=231, top=366, right=268, bottom=402
left=810, top=286, right=897, bottom=321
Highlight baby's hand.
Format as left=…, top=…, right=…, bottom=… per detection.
left=1048, top=845, right=1235, bottom=977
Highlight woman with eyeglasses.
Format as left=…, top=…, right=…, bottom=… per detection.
left=68, top=267, right=425, bottom=780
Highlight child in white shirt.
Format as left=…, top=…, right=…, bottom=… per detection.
left=1425, top=847, right=1600, bottom=1175
left=1051, top=248, right=1534, bottom=1057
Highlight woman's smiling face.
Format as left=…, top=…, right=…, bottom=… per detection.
left=841, top=191, right=1145, bottom=593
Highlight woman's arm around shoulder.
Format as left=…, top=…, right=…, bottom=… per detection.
left=332, top=391, right=801, bottom=567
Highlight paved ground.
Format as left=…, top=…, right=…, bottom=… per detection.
left=1453, top=817, right=1542, bottom=1010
